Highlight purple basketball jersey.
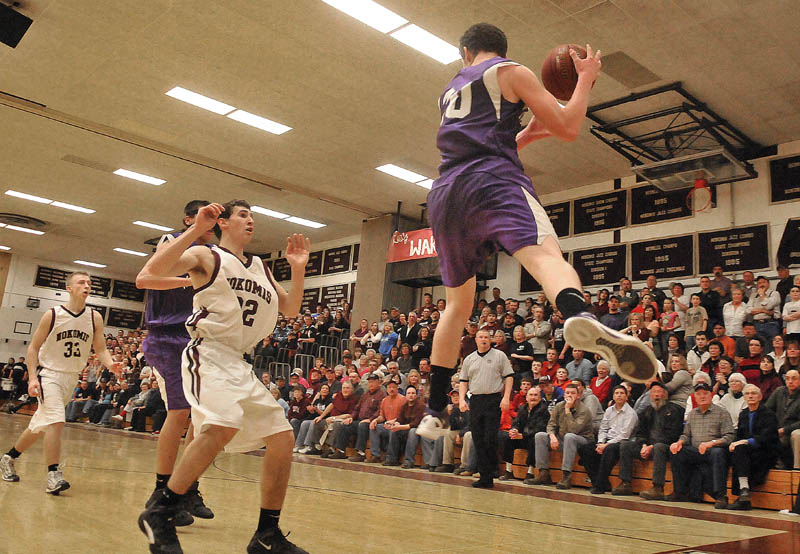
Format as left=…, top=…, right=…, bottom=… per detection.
left=435, top=57, right=527, bottom=187
left=143, top=232, right=195, bottom=329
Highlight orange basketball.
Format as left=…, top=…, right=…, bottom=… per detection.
left=541, top=44, right=587, bottom=101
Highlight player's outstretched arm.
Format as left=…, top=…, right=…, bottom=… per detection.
left=511, top=44, right=601, bottom=145
left=138, top=203, right=222, bottom=283
left=272, top=233, right=311, bottom=318
left=91, top=311, right=121, bottom=376
left=25, top=309, right=55, bottom=396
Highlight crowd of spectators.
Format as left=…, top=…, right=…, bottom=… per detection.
left=2, top=265, right=799, bottom=511
left=264, top=268, right=800, bottom=511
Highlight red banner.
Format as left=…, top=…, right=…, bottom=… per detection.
left=387, top=229, right=438, bottom=263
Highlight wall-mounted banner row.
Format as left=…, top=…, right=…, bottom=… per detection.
left=33, top=266, right=148, bottom=301
left=543, top=182, right=725, bottom=238
left=519, top=223, right=772, bottom=292
left=770, top=155, right=800, bottom=203
left=271, top=243, right=359, bottom=282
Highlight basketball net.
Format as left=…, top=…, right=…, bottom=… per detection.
left=687, top=177, right=712, bottom=213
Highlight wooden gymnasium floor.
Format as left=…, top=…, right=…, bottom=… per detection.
left=1, top=414, right=799, bottom=553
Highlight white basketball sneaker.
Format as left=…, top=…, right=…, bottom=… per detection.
left=416, top=412, right=450, bottom=440
left=45, top=467, right=70, bottom=495
left=564, top=312, right=658, bottom=383
left=1, top=454, right=19, bottom=482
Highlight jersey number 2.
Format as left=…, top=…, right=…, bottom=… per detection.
left=237, top=297, right=258, bottom=327
left=63, top=341, right=81, bottom=358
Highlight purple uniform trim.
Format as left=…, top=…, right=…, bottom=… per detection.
left=142, top=327, right=191, bottom=410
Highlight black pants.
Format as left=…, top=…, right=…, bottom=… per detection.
left=470, top=392, right=502, bottom=483
left=582, top=442, right=622, bottom=491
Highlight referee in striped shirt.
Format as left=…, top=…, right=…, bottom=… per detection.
left=459, top=328, right=513, bottom=488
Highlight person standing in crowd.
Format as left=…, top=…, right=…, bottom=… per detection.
left=747, top=276, right=782, bottom=346
left=457, top=328, right=513, bottom=488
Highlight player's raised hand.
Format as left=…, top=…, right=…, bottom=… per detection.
left=571, top=43, right=601, bottom=81
left=194, top=203, right=224, bottom=233
left=285, top=233, right=311, bottom=270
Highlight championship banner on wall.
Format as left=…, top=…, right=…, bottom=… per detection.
left=387, top=229, right=438, bottom=263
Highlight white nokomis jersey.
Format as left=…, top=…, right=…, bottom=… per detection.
left=187, top=245, right=279, bottom=353
left=38, top=305, right=96, bottom=374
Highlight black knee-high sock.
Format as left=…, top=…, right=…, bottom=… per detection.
left=429, top=365, right=455, bottom=413
left=555, top=288, right=589, bottom=320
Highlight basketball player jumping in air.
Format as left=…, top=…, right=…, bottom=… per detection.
left=417, top=23, right=658, bottom=440
left=137, top=201, right=309, bottom=554
left=1, top=271, right=120, bottom=493
left=136, top=200, right=215, bottom=527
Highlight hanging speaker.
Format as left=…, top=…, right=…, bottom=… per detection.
left=0, top=4, right=33, bottom=48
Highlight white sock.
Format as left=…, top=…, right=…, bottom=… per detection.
left=358, top=450, right=364, bottom=455
left=739, top=477, right=749, bottom=490
left=529, top=466, right=535, bottom=473
left=506, top=462, right=513, bottom=472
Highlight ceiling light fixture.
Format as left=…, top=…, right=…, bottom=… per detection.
left=50, top=201, right=96, bottom=214
left=376, top=164, right=429, bottom=183
left=114, top=247, right=148, bottom=257
left=389, top=24, right=461, bottom=64
left=251, top=206, right=290, bottom=219
left=5, top=189, right=51, bottom=203
left=416, top=178, right=434, bottom=189
left=133, top=220, right=174, bottom=232
left=226, top=110, right=292, bottom=135
left=165, top=86, right=236, bottom=115
left=4, top=224, right=44, bottom=235
left=5, top=190, right=95, bottom=213
left=113, top=169, right=166, bottom=186
left=320, top=0, right=408, bottom=33
left=285, top=216, right=326, bottom=229
left=0, top=245, right=10, bottom=251
left=74, top=260, right=106, bottom=268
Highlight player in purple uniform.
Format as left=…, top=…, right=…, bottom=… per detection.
left=417, top=23, right=658, bottom=440
left=137, top=200, right=214, bottom=524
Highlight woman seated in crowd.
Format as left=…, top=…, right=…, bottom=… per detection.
left=758, top=356, right=783, bottom=401
left=295, top=384, right=332, bottom=453
left=288, top=386, right=312, bottom=439
left=349, top=319, right=369, bottom=346
left=590, top=360, right=612, bottom=406
left=553, top=368, right=570, bottom=393
left=361, top=321, right=382, bottom=351
left=661, top=332, right=685, bottom=365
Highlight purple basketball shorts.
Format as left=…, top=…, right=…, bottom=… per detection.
left=142, top=326, right=191, bottom=410
left=427, top=171, right=557, bottom=288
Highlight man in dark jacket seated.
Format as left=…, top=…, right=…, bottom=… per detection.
left=632, top=382, right=686, bottom=499
left=764, top=369, right=800, bottom=469
left=497, top=386, right=549, bottom=482
left=727, top=384, right=780, bottom=510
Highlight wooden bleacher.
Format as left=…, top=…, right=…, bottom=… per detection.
left=345, top=440, right=796, bottom=511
